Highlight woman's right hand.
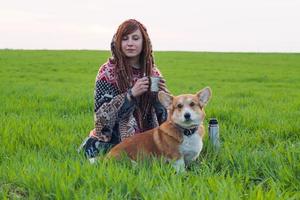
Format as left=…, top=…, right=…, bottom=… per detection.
left=131, top=77, right=149, bottom=97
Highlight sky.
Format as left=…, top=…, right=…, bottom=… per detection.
left=1, top=0, right=300, bottom=52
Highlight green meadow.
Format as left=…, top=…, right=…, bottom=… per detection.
left=0, top=50, right=300, bottom=199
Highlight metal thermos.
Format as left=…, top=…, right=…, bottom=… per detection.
left=208, top=118, right=220, bottom=150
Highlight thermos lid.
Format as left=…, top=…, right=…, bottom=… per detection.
left=209, top=118, right=218, bottom=125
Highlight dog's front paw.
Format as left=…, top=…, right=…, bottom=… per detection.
left=88, top=157, right=97, bottom=164
left=172, top=158, right=186, bottom=173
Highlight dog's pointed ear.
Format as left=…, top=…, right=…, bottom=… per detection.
left=196, top=87, right=212, bottom=107
left=158, top=91, right=173, bottom=110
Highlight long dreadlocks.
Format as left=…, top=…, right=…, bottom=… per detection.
left=110, top=19, right=155, bottom=131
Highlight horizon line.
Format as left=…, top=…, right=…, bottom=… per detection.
left=0, top=48, right=299, bottom=54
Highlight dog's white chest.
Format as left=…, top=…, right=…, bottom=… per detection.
left=179, top=133, right=203, bottom=163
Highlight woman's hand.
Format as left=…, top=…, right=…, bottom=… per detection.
left=131, top=77, right=149, bottom=97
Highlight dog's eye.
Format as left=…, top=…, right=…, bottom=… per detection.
left=190, top=102, right=195, bottom=107
left=177, top=104, right=183, bottom=109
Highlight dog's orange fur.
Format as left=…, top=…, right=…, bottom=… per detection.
left=107, top=123, right=184, bottom=160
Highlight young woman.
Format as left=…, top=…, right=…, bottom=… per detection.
left=80, top=19, right=169, bottom=159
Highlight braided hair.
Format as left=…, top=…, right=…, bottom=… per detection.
left=110, top=19, right=155, bottom=131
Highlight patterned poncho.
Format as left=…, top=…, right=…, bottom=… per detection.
left=89, top=59, right=167, bottom=144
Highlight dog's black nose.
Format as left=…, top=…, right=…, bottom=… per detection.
left=184, top=112, right=191, bottom=120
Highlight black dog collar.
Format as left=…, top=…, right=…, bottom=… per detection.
left=175, top=124, right=198, bottom=136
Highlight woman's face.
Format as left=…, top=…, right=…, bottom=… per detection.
left=121, top=28, right=143, bottom=58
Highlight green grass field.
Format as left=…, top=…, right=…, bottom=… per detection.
left=0, top=50, right=300, bottom=199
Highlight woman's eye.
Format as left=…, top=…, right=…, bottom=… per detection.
left=122, top=36, right=128, bottom=40
left=133, top=36, right=140, bottom=40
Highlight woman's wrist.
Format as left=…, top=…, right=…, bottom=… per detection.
left=127, top=88, right=136, bottom=102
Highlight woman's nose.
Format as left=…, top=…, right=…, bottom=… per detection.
left=127, top=38, right=133, bottom=45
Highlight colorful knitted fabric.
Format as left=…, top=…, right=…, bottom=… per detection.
left=89, top=59, right=167, bottom=143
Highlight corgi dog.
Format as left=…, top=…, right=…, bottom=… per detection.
left=106, top=87, right=212, bottom=172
